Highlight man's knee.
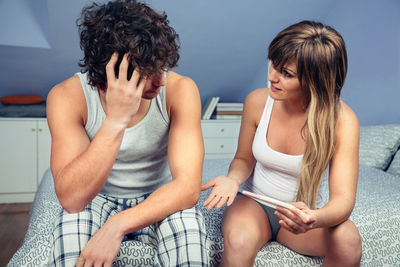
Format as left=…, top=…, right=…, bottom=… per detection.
left=51, top=210, right=99, bottom=266
left=53, top=209, right=99, bottom=237
left=155, top=207, right=209, bottom=265
left=159, top=207, right=206, bottom=235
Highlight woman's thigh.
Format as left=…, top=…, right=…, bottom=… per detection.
left=222, top=194, right=272, bottom=250
left=276, top=219, right=360, bottom=257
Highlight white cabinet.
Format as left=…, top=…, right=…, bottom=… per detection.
left=0, top=118, right=239, bottom=201
left=201, top=120, right=241, bottom=159
left=37, top=120, right=51, bottom=185
left=0, top=118, right=51, bottom=203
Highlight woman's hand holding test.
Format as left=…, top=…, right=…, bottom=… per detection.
left=275, top=202, right=317, bottom=234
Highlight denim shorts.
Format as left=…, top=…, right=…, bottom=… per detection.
left=239, top=192, right=282, bottom=240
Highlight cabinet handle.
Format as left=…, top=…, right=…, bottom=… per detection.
left=38, top=128, right=43, bottom=132
left=32, top=128, right=36, bottom=132
left=220, top=128, right=225, bottom=132
left=220, top=144, right=224, bottom=149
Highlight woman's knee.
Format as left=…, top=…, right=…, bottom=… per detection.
left=223, top=225, right=260, bottom=259
left=222, top=196, right=270, bottom=259
left=329, top=220, right=362, bottom=264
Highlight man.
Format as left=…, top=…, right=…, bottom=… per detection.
left=47, top=0, right=208, bottom=266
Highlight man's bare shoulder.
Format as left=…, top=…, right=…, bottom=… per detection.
left=165, top=71, right=199, bottom=113
left=166, top=71, right=197, bottom=92
left=47, top=74, right=87, bottom=124
left=48, top=75, right=83, bottom=101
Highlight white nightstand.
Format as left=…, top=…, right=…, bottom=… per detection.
left=201, top=119, right=241, bottom=159
left=0, top=118, right=51, bottom=203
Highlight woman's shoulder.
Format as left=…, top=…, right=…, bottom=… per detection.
left=336, top=101, right=360, bottom=140
left=245, top=88, right=268, bottom=106
left=338, top=101, right=359, bottom=127
left=243, top=88, right=269, bottom=124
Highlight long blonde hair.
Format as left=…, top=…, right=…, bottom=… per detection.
left=268, top=21, right=348, bottom=208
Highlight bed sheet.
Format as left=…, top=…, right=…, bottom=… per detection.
left=8, top=160, right=400, bottom=266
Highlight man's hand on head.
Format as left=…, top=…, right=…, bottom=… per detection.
left=104, top=52, right=147, bottom=129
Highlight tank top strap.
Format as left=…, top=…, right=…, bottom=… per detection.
left=74, top=71, right=171, bottom=198
left=257, top=96, right=274, bottom=133
left=75, top=72, right=105, bottom=137
left=155, top=71, right=169, bottom=125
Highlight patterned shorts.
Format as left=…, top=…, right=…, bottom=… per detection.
left=50, top=193, right=209, bottom=266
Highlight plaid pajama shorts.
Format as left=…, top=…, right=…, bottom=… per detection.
left=50, top=193, right=209, bottom=266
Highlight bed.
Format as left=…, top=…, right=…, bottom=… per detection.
left=8, top=124, right=400, bottom=266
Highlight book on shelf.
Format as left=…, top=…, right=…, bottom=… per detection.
left=201, top=96, right=220, bottom=120
left=216, top=102, right=243, bottom=111
left=215, top=110, right=242, bottom=115
left=215, top=102, right=243, bottom=120
left=215, top=114, right=242, bottom=120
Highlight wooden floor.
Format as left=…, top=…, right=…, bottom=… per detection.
left=0, top=203, right=31, bottom=267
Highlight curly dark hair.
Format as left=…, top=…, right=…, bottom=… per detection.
left=77, top=0, right=180, bottom=91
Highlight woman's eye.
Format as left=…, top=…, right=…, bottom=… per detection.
left=283, top=70, right=292, bottom=77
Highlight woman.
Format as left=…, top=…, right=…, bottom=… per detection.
left=202, top=21, right=362, bottom=266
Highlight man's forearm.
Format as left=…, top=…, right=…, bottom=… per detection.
left=114, top=177, right=201, bottom=235
left=54, top=119, right=126, bottom=213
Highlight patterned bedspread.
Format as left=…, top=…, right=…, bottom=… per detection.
left=7, top=159, right=400, bottom=266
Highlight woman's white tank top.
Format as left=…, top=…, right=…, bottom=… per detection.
left=241, top=96, right=303, bottom=202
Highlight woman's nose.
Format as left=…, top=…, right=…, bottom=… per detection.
left=268, top=66, right=278, bottom=83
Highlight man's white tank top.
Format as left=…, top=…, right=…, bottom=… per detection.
left=76, top=72, right=171, bottom=198
left=241, top=96, right=303, bottom=202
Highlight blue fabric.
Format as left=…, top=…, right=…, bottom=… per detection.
left=359, top=124, right=400, bottom=170
left=387, top=149, right=400, bottom=176
left=0, top=103, right=46, bottom=117
left=259, top=202, right=281, bottom=241
left=237, top=192, right=281, bottom=241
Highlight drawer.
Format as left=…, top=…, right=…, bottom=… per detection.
left=201, top=121, right=240, bottom=138
left=204, top=138, right=238, bottom=154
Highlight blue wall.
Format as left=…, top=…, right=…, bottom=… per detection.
left=0, top=0, right=399, bottom=125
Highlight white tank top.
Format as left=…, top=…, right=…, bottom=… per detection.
left=241, top=96, right=303, bottom=202
left=77, top=72, right=171, bottom=198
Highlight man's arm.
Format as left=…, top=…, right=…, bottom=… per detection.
left=77, top=73, right=204, bottom=265
left=47, top=78, right=123, bottom=213
left=110, top=73, right=204, bottom=233
left=48, top=54, right=146, bottom=213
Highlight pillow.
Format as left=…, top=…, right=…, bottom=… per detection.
left=359, top=124, right=400, bottom=170
left=0, top=94, right=45, bottom=105
left=387, top=150, right=400, bottom=176
left=0, top=103, right=46, bottom=117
